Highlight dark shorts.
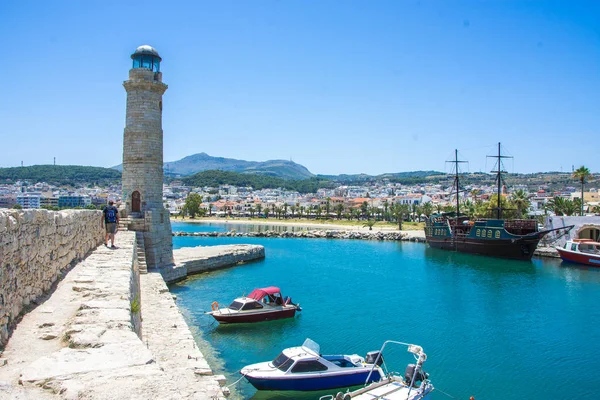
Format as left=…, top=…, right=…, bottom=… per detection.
left=105, top=223, right=117, bottom=234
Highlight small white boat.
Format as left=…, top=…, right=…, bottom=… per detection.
left=240, top=338, right=384, bottom=391
left=206, top=286, right=301, bottom=324
left=321, top=340, right=433, bottom=400
left=555, top=239, right=600, bottom=267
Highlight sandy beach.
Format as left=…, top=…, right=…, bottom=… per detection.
left=174, top=217, right=426, bottom=237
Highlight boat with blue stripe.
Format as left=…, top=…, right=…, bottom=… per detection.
left=240, top=338, right=384, bottom=391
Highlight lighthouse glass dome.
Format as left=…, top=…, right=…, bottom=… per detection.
left=131, top=45, right=161, bottom=72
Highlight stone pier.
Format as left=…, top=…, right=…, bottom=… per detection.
left=0, top=230, right=239, bottom=399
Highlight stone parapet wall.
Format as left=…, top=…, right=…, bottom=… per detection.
left=0, top=230, right=227, bottom=399
left=0, top=209, right=104, bottom=347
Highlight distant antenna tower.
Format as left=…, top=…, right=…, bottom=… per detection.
left=21, top=161, right=23, bottom=167
left=54, top=157, right=56, bottom=166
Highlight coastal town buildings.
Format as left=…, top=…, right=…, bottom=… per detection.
left=1, top=174, right=599, bottom=219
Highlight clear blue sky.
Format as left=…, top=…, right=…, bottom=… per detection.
left=1, top=1, right=598, bottom=175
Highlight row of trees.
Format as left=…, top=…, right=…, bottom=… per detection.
left=179, top=165, right=595, bottom=223
left=0, top=165, right=121, bottom=186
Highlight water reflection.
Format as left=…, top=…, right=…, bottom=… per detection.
left=424, top=247, right=537, bottom=275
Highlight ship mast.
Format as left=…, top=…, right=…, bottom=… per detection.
left=487, top=142, right=512, bottom=219
left=447, top=149, right=467, bottom=220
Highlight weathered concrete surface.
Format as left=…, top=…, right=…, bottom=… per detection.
left=0, top=231, right=226, bottom=399
left=174, top=244, right=266, bottom=277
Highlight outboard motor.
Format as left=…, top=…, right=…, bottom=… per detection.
left=404, top=364, right=428, bottom=386
left=365, top=351, right=384, bottom=366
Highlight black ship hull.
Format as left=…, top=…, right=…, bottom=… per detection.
left=425, top=235, right=543, bottom=260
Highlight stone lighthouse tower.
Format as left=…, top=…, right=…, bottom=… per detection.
left=122, top=45, right=174, bottom=269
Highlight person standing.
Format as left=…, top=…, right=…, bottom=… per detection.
left=102, top=200, right=120, bottom=248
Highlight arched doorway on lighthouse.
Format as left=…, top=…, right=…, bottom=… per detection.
left=132, top=191, right=141, bottom=213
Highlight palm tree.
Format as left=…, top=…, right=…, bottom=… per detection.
left=325, top=197, right=331, bottom=219
left=383, top=200, right=389, bottom=221
left=335, top=203, right=344, bottom=220
left=563, top=199, right=578, bottom=216
left=548, top=196, right=567, bottom=216
left=411, top=203, right=422, bottom=222
left=363, top=219, right=376, bottom=231
left=461, top=200, right=476, bottom=219
left=360, top=201, right=369, bottom=219
left=256, top=203, right=262, bottom=216
left=573, top=166, right=591, bottom=216
left=421, top=202, right=433, bottom=219
left=391, top=203, right=410, bottom=230
left=510, top=189, right=530, bottom=219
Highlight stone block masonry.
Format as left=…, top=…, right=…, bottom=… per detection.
left=0, top=209, right=104, bottom=348
left=0, top=230, right=227, bottom=399
left=172, top=244, right=266, bottom=283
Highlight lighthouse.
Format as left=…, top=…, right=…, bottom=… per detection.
left=122, top=45, right=174, bottom=269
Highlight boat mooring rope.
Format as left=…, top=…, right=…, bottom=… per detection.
left=226, top=367, right=260, bottom=388
left=225, top=373, right=246, bottom=388
left=435, top=387, right=456, bottom=398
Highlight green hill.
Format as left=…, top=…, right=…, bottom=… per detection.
left=114, top=152, right=314, bottom=180
left=180, top=170, right=332, bottom=194
left=0, top=165, right=121, bottom=186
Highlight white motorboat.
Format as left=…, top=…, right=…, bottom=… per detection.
left=320, top=340, right=434, bottom=400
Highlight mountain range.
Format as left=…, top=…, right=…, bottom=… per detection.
left=113, top=153, right=313, bottom=180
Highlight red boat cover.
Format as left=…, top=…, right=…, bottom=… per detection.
left=247, top=287, right=281, bottom=300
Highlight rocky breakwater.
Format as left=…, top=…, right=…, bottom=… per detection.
left=0, top=209, right=104, bottom=348
left=173, top=229, right=426, bottom=242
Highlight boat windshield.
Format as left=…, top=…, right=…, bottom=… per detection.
left=302, top=338, right=320, bottom=355
left=228, top=301, right=244, bottom=310
left=580, top=243, right=600, bottom=254
left=272, top=353, right=295, bottom=372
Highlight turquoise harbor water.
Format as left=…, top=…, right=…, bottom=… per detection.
left=170, top=222, right=600, bottom=400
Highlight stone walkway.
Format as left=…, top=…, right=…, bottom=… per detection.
left=0, top=231, right=226, bottom=399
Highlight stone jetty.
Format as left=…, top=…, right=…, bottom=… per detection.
left=0, top=209, right=267, bottom=399
left=0, top=230, right=230, bottom=399
left=173, top=229, right=427, bottom=242
left=174, top=244, right=265, bottom=277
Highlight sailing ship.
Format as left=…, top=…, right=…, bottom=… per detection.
left=424, top=143, right=571, bottom=260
